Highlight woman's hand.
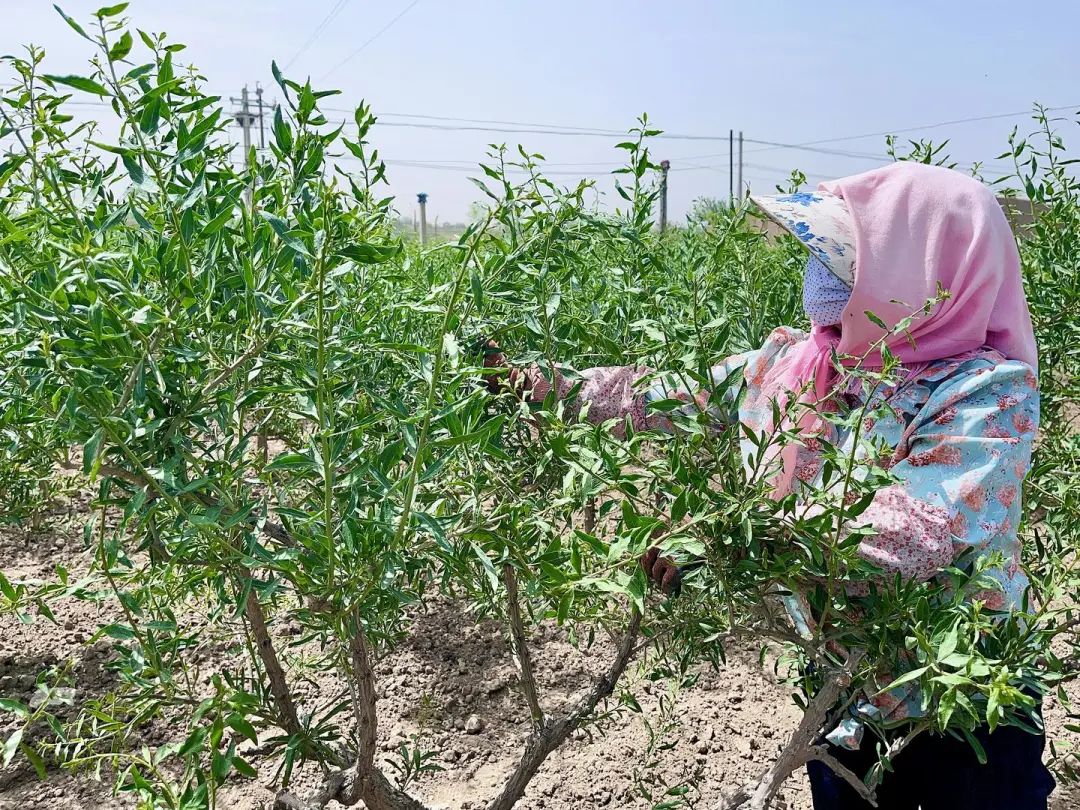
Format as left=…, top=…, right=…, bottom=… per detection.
left=479, top=338, right=527, bottom=398
left=640, top=546, right=682, bottom=596
left=480, top=339, right=507, bottom=394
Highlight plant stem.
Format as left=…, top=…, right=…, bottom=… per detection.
left=503, top=563, right=544, bottom=727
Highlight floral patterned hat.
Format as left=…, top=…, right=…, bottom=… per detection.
left=750, top=191, right=856, bottom=287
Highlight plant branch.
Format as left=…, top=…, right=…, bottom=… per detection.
left=719, top=651, right=866, bottom=810
left=503, top=564, right=544, bottom=728
left=485, top=606, right=642, bottom=810
left=244, top=588, right=303, bottom=738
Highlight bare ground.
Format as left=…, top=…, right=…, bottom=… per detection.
left=1, top=495, right=1077, bottom=810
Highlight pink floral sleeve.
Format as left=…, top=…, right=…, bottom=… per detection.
left=519, top=365, right=653, bottom=438
left=519, top=352, right=754, bottom=438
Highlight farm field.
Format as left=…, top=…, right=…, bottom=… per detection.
left=2, top=6, right=1079, bottom=810
left=2, top=506, right=1080, bottom=810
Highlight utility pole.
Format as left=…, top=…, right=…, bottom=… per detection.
left=255, top=84, right=267, bottom=149
left=738, top=131, right=744, bottom=200
left=231, top=85, right=259, bottom=206
left=658, top=159, right=670, bottom=232
left=728, top=129, right=734, bottom=207
left=417, top=192, right=429, bottom=246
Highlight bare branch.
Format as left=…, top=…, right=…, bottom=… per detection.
left=336, top=618, right=429, bottom=810
left=719, top=652, right=866, bottom=810
left=583, top=498, right=597, bottom=534
left=244, top=588, right=302, bottom=738
left=486, top=607, right=642, bottom=810
left=503, top=564, right=544, bottom=728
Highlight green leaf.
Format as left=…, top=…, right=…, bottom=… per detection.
left=0, top=571, right=16, bottom=603
left=877, top=665, right=930, bottom=693
left=272, top=105, right=293, bottom=153
left=338, top=242, right=398, bottom=265
left=556, top=591, right=572, bottom=624
left=0, top=699, right=29, bottom=719
left=108, top=30, right=133, bottom=61
left=201, top=203, right=237, bottom=236
left=265, top=453, right=312, bottom=472
left=95, top=3, right=129, bottom=17
left=627, top=567, right=647, bottom=613
left=863, top=310, right=888, bottom=330
left=232, top=755, right=257, bottom=778
left=212, top=741, right=236, bottom=782
left=3, top=729, right=23, bottom=769
left=122, top=153, right=147, bottom=187
left=470, top=268, right=483, bottom=308
left=19, top=742, right=46, bottom=780
left=178, top=726, right=208, bottom=758
left=53, top=5, right=93, bottom=41
left=101, top=623, right=135, bottom=640
left=43, top=74, right=110, bottom=97
left=139, top=94, right=163, bottom=134
left=470, top=542, right=500, bottom=592
left=960, top=728, right=987, bottom=764
left=937, top=624, right=959, bottom=661
left=83, top=428, right=104, bottom=474
left=259, top=212, right=310, bottom=256
left=226, top=714, right=257, bottom=744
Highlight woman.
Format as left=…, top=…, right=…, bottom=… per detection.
left=485, top=162, right=1053, bottom=809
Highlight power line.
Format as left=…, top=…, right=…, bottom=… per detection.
left=318, top=111, right=973, bottom=166
left=5, top=84, right=1050, bottom=173
left=359, top=110, right=624, bottom=134
left=745, top=103, right=1080, bottom=153
left=281, top=0, right=351, bottom=72
left=319, top=0, right=423, bottom=80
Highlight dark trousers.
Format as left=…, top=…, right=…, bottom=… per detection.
left=807, top=722, right=1056, bottom=810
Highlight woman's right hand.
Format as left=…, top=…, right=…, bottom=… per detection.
left=480, top=339, right=507, bottom=393
left=480, top=338, right=529, bottom=398
left=640, top=546, right=682, bottom=596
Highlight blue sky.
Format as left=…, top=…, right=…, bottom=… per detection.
left=6, top=1, right=1080, bottom=223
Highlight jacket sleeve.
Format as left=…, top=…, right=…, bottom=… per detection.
left=851, top=360, right=1039, bottom=583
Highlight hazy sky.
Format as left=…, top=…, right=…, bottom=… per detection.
left=5, top=1, right=1080, bottom=223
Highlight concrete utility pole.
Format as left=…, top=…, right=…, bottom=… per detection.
left=728, top=129, right=734, bottom=207
left=231, top=85, right=259, bottom=205
left=255, top=84, right=267, bottom=149
left=738, top=130, right=744, bottom=200
left=658, top=159, right=670, bottom=232
left=417, top=192, right=429, bottom=246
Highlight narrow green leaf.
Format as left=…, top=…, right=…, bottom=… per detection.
left=877, top=665, right=930, bottom=693
left=122, top=154, right=147, bottom=187
left=53, top=5, right=93, bottom=41
left=338, top=242, right=398, bottom=265
left=83, top=428, right=104, bottom=474
left=101, top=623, right=135, bottom=640
left=3, top=729, right=23, bottom=768
left=0, top=699, right=29, bottom=719
left=43, top=74, right=110, bottom=97
left=226, top=714, right=257, bottom=744
left=863, top=310, right=888, bottom=330
left=19, top=742, right=46, bottom=780
left=470, top=268, right=483, bottom=308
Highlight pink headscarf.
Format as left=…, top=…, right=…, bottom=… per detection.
left=760, top=162, right=1038, bottom=497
